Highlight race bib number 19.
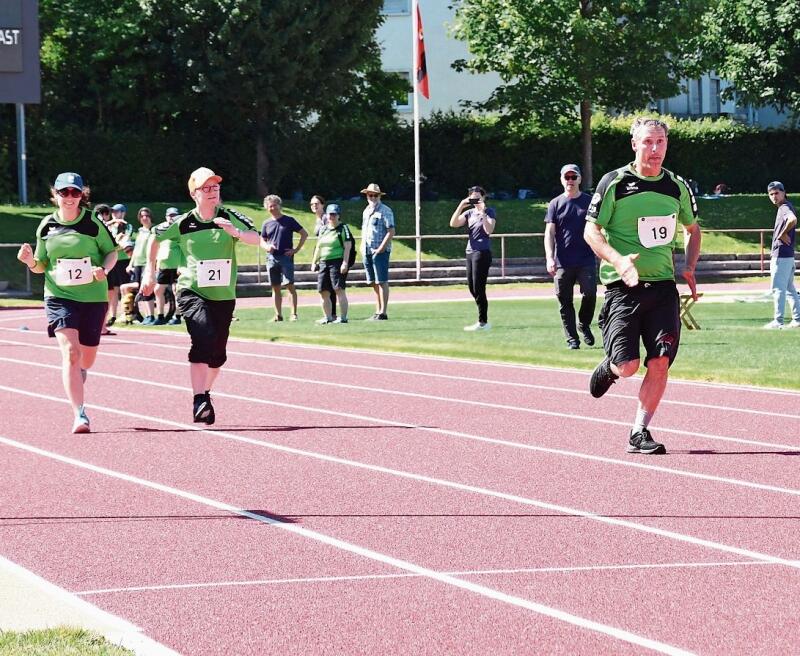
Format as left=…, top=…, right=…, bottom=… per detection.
left=55, top=258, right=93, bottom=286
left=638, top=214, right=676, bottom=248
left=197, top=259, right=232, bottom=287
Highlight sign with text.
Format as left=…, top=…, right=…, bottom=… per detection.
left=0, top=0, right=40, bottom=103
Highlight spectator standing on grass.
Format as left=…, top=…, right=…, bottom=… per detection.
left=141, top=167, right=260, bottom=425
left=544, top=164, right=597, bottom=349
left=260, top=194, right=308, bottom=322
left=153, top=207, right=183, bottom=325
left=104, top=203, right=133, bottom=327
left=17, top=172, right=118, bottom=433
left=120, top=207, right=156, bottom=324
left=449, top=185, right=496, bottom=331
left=360, top=183, right=395, bottom=320
left=310, top=194, right=336, bottom=320
left=584, top=117, right=701, bottom=455
left=311, top=204, right=352, bottom=325
left=763, top=181, right=800, bottom=329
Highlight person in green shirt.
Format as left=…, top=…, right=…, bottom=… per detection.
left=310, top=204, right=353, bottom=324
left=17, top=172, right=118, bottom=434
left=153, top=206, right=183, bottom=325
left=584, top=117, right=702, bottom=455
left=120, top=207, right=156, bottom=324
left=141, top=167, right=260, bottom=425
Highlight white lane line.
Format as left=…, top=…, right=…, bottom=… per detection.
left=0, top=434, right=694, bottom=656
left=84, top=337, right=800, bottom=421
left=4, top=322, right=800, bottom=398
left=2, top=356, right=800, bottom=499
left=2, top=385, right=800, bottom=573
left=0, top=313, right=40, bottom=324
left=0, top=555, right=181, bottom=656
left=75, top=560, right=772, bottom=596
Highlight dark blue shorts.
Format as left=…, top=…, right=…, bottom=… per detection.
left=45, top=297, right=108, bottom=347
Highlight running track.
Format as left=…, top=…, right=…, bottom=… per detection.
left=1, top=307, right=799, bottom=655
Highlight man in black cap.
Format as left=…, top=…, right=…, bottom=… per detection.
left=764, top=181, right=800, bottom=329
left=544, top=164, right=597, bottom=349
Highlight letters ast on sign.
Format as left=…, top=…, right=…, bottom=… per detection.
left=0, top=30, right=21, bottom=46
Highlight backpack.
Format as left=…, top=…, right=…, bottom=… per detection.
left=338, top=223, right=357, bottom=268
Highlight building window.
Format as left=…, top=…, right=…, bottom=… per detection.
left=382, top=0, right=410, bottom=15
left=688, top=79, right=702, bottom=115
left=389, top=70, right=412, bottom=111
left=710, top=78, right=721, bottom=114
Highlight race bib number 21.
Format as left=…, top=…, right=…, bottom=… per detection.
left=638, top=214, right=676, bottom=248
left=197, top=259, right=232, bottom=287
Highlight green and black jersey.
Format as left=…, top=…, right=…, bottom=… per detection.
left=33, top=208, right=117, bottom=302
left=587, top=163, right=698, bottom=285
left=152, top=205, right=255, bottom=301
left=152, top=221, right=182, bottom=270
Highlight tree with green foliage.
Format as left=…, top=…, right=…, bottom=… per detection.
left=450, top=0, right=708, bottom=187
left=36, top=0, right=400, bottom=195
left=703, top=0, right=800, bottom=121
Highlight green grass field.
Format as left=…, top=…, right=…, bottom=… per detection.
left=0, top=628, right=134, bottom=655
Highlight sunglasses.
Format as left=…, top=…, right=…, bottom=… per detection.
left=57, top=188, right=82, bottom=198
left=563, top=174, right=579, bottom=181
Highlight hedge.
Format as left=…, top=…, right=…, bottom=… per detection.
left=1, top=108, right=799, bottom=203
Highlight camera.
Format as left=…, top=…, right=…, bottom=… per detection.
left=467, top=198, right=479, bottom=205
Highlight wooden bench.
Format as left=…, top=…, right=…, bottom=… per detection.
left=679, top=292, right=703, bottom=330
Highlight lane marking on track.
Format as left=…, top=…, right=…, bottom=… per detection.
left=2, top=354, right=800, bottom=498
left=0, top=313, right=40, bottom=324
left=75, top=560, right=772, bottom=596
left=0, top=555, right=181, bottom=656
left=0, top=434, right=695, bottom=656
left=3, top=385, right=800, bottom=572
left=3, top=335, right=800, bottom=446
left=77, top=336, right=800, bottom=421
left=4, top=321, right=800, bottom=398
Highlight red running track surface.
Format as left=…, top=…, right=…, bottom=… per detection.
left=1, top=308, right=800, bottom=655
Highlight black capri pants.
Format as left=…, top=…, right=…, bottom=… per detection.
left=176, top=289, right=236, bottom=369
left=466, top=249, right=492, bottom=324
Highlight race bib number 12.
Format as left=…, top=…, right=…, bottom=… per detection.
left=55, top=258, right=93, bottom=286
left=638, top=214, right=676, bottom=248
left=197, top=259, right=232, bottom=287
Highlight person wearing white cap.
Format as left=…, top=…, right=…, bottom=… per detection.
left=141, top=167, right=260, bottom=425
left=17, top=172, right=118, bottom=433
left=360, top=182, right=395, bottom=320
left=544, top=164, right=597, bottom=349
left=764, top=181, right=800, bottom=329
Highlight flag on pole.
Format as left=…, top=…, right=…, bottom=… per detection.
left=415, top=3, right=429, bottom=99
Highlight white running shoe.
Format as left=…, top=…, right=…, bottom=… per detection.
left=763, top=320, right=784, bottom=330
left=464, top=322, right=491, bottom=332
left=72, top=406, right=90, bottom=434
left=787, top=320, right=800, bottom=328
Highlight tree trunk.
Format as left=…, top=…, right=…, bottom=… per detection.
left=580, top=99, right=593, bottom=190
left=256, top=130, right=269, bottom=197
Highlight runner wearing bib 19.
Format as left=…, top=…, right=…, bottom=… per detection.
left=140, top=167, right=260, bottom=425
left=584, top=117, right=702, bottom=456
left=17, top=172, right=118, bottom=434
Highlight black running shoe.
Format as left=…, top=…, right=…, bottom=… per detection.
left=204, top=393, right=215, bottom=426
left=193, top=393, right=212, bottom=423
left=579, top=324, right=595, bottom=346
left=589, top=358, right=618, bottom=398
left=627, top=428, right=666, bottom=454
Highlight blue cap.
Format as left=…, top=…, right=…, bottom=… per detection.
left=767, top=181, right=785, bottom=192
left=111, top=203, right=127, bottom=212
left=166, top=207, right=180, bottom=216
left=54, top=172, right=83, bottom=191
left=326, top=203, right=341, bottom=215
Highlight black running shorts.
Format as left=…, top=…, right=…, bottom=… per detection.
left=598, top=280, right=681, bottom=368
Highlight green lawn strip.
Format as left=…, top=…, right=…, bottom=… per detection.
left=1, top=194, right=782, bottom=270
left=0, top=627, right=134, bottom=655
left=224, top=296, right=799, bottom=391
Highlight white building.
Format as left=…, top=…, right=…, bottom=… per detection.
left=377, top=1, right=788, bottom=128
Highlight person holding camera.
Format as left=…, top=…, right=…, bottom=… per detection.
left=450, top=185, right=496, bottom=331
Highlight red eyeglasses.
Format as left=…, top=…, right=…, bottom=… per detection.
left=57, top=188, right=83, bottom=198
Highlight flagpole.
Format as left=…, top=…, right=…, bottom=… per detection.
left=413, top=0, right=422, bottom=281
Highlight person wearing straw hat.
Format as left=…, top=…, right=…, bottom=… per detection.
left=360, top=182, right=395, bottom=320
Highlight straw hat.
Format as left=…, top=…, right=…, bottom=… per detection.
left=360, top=183, right=386, bottom=196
